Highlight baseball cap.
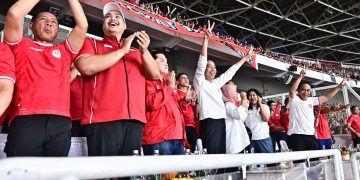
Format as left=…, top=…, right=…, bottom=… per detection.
left=103, top=2, right=125, bottom=23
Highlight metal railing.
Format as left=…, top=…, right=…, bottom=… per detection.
left=351, top=152, right=360, bottom=180
left=0, top=149, right=344, bottom=180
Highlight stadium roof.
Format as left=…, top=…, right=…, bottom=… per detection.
left=149, top=0, right=360, bottom=64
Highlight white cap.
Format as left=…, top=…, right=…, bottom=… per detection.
left=103, top=2, right=125, bottom=22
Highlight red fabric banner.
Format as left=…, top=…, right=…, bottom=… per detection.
left=101, top=0, right=257, bottom=69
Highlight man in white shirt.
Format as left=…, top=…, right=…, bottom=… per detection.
left=193, top=21, right=254, bottom=155
left=287, top=68, right=347, bottom=151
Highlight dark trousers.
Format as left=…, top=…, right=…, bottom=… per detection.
left=270, top=131, right=286, bottom=152
left=5, top=114, right=71, bottom=157
left=353, top=137, right=360, bottom=147
left=286, top=134, right=319, bottom=164
left=185, top=126, right=197, bottom=152
left=199, top=118, right=226, bottom=154
left=83, top=120, right=143, bottom=156
left=1, top=116, right=9, bottom=133
left=286, top=134, right=319, bottom=151
left=71, top=120, right=84, bottom=137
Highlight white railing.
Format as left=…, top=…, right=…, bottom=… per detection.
left=351, top=152, right=360, bottom=180
left=0, top=149, right=344, bottom=180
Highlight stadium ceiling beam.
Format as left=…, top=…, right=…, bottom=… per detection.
left=186, top=7, right=250, bottom=21
left=315, top=17, right=356, bottom=28
left=270, top=34, right=334, bottom=49
left=178, top=0, right=202, bottom=15
left=236, top=0, right=360, bottom=55
left=214, top=0, right=265, bottom=28
left=236, top=0, right=360, bottom=41
left=246, top=1, right=317, bottom=46
left=316, top=0, right=360, bottom=18
left=156, top=0, right=360, bottom=58
left=313, top=2, right=360, bottom=28
left=293, top=40, right=360, bottom=55
left=257, top=1, right=317, bottom=33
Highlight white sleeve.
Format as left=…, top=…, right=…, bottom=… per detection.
left=193, top=55, right=207, bottom=89
left=225, top=102, right=241, bottom=119
left=238, top=106, right=248, bottom=122
left=312, top=97, right=320, bottom=106
left=263, top=104, right=271, bottom=115
left=213, top=65, right=239, bottom=88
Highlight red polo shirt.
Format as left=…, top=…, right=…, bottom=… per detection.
left=6, top=37, right=76, bottom=120
left=0, top=43, right=15, bottom=83
left=348, top=115, right=360, bottom=139
left=177, top=89, right=196, bottom=127
left=70, top=75, right=82, bottom=120
left=76, top=36, right=146, bottom=124
left=143, top=79, right=185, bottom=145
left=0, top=43, right=15, bottom=125
left=314, top=106, right=331, bottom=139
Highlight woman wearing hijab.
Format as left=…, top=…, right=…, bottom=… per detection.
left=221, top=81, right=250, bottom=154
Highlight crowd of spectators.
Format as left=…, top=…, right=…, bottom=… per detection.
left=127, top=0, right=360, bottom=81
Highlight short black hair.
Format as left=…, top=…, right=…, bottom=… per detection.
left=284, top=97, right=289, bottom=105
left=298, top=81, right=312, bottom=90
left=247, top=88, right=262, bottom=98
left=176, top=73, right=188, bottom=81
left=351, top=105, right=358, bottom=112
left=267, top=100, right=275, bottom=107
left=31, top=11, right=59, bottom=23
left=150, top=49, right=167, bottom=60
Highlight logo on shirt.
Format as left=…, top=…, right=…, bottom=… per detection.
left=308, top=104, right=313, bottom=108
left=30, top=47, right=43, bottom=52
left=52, top=50, right=61, bottom=58
left=104, top=44, right=113, bottom=48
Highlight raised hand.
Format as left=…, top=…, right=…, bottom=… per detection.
left=247, top=46, right=255, bottom=56
left=185, top=85, right=197, bottom=102
left=122, top=33, right=136, bottom=54
left=257, top=96, right=263, bottom=105
left=166, top=71, right=176, bottom=89
left=339, top=79, right=348, bottom=87
left=204, top=20, right=215, bottom=40
left=299, top=68, right=307, bottom=79
left=136, top=31, right=150, bottom=54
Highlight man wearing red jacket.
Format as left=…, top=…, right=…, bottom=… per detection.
left=176, top=73, right=198, bottom=152
left=0, top=43, right=15, bottom=132
left=76, top=2, right=160, bottom=156
left=143, top=50, right=188, bottom=155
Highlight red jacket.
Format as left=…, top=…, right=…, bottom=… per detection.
left=143, top=79, right=187, bottom=145
left=280, top=110, right=289, bottom=134
left=269, top=101, right=283, bottom=132
left=177, top=89, right=197, bottom=127
left=77, top=37, right=146, bottom=124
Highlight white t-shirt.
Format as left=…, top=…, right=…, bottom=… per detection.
left=193, top=55, right=240, bottom=120
left=225, top=102, right=250, bottom=154
left=245, top=104, right=270, bottom=140
left=288, top=95, right=319, bottom=135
